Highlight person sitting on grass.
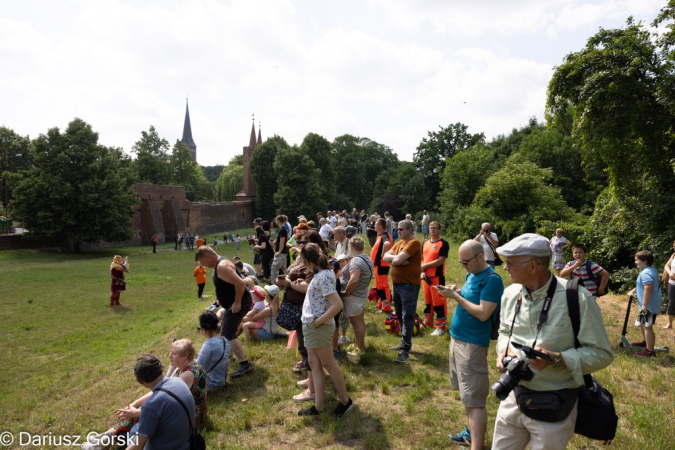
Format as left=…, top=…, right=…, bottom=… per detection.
left=240, top=285, right=281, bottom=341
left=197, top=311, right=230, bottom=393
left=82, top=340, right=206, bottom=449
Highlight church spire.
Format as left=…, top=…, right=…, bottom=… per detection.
left=249, top=114, right=257, bottom=149
left=181, top=98, right=197, bottom=162
left=257, top=121, right=262, bottom=146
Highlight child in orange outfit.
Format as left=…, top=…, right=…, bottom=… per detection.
left=194, top=261, right=207, bottom=299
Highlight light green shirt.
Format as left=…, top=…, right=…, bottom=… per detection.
left=497, top=275, right=614, bottom=391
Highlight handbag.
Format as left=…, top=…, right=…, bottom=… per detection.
left=566, top=278, right=618, bottom=443
left=156, top=388, right=206, bottom=450
left=276, top=300, right=302, bottom=330
left=514, top=385, right=578, bottom=423
left=575, top=377, right=618, bottom=444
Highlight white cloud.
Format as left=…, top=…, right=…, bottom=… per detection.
left=0, top=0, right=666, bottom=166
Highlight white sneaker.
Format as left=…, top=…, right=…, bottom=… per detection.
left=430, top=328, right=445, bottom=336
left=338, top=336, right=353, bottom=345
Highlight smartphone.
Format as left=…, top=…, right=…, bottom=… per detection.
left=422, top=273, right=433, bottom=286
left=511, top=342, right=553, bottom=362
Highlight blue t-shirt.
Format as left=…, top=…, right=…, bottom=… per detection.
left=137, top=377, right=195, bottom=450
left=636, top=266, right=662, bottom=314
left=450, top=267, right=504, bottom=348
left=197, top=337, right=230, bottom=391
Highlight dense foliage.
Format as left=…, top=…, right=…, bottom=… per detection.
left=6, top=119, right=136, bottom=250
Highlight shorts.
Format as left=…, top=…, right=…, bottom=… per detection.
left=422, top=225, right=429, bottom=234
left=302, top=320, right=336, bottom=348
left=552, top=253, right=566, bottom=270
left=343, top=295, right=367, bottom=317
left=253, top=253, right=261, bottom=264
left=449, top=338, right=489, bottom=408
left=220, top=295, right=253, bottom=340
left=257, top=328, right=273, bottom=341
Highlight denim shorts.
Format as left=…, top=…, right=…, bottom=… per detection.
left=257, top=328, right=273, bottom=341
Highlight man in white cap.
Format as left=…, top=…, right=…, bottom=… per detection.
left=491, top=233, right=613, bottom=450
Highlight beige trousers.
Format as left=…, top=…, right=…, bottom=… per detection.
left=491, top=391, right=577, bottom=450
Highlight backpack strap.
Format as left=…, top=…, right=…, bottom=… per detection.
left=479, top=272, right=502, bottom=325
left=584, top=260, right=600, bottom=290
left=565, top=277, right=593, bottom=389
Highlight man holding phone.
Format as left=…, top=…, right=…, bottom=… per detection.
left=421, top=221, right=449, bottom=335
left=436, top=240, right=504, bottom=449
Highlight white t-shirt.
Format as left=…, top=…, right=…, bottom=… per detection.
left=480, top=232, right=499, bottom=260
left=329, top=216, right=338, bottom=229
left=421, top=214, right=430, bottom=226
left=302, top=269, right=337, bottom=323
left=669, top=258, right=675, bottom=286
left=319, top=224, right=333, bottom=241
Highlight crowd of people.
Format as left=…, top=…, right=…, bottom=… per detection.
left=96, top=210, right=673, bottom=450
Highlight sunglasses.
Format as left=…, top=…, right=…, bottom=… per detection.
left=458, top=253, right=479, bottom=266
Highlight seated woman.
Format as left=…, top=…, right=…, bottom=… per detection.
left=240, top=285, right=281, bottom=341
left=197, top=311, right=230, bottom=393
left=82, top=340, right=207, bottom=450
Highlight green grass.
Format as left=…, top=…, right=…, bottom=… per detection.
left=1, top=234, right=674, bottom=449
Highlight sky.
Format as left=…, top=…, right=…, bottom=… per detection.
left=0, top=0, right=668, bottom=166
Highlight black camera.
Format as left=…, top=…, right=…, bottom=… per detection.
left=491, top=342, right=552, bottom=400
left=491, top=355, right=534, bottom=401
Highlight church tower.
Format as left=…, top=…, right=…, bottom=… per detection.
left=236, top=117, right=260, bottom=201
left=181, top=100, right=197, bottom=162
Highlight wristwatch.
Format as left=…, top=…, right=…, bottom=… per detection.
left=552, top=352, right=564, bottom=368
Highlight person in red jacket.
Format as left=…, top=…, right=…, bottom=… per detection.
left=151, top=234, right=157, bottom=253
left=194, top=261, right=207, bottom=299
left=370, top=218, right=392, bottom=312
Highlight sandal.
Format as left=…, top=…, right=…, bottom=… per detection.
left=292, top=389, right=315, bottom=402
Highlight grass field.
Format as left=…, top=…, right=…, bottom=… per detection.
left=1, top=232, right=674, bottom=449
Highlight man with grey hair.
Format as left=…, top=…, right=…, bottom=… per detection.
left=491, top=233, right=613, bottom=450
left=383, top=219, right=422, bottom=363
left=474, top=223, right=499, bottom=268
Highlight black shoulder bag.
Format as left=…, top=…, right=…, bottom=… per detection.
left=566, top=278, right=618, bottom=444
left=156, top=388, right=206, bottom=450
left=507, top=278, right=579, bottom=423
left=484, top=235, right=503, bottom=266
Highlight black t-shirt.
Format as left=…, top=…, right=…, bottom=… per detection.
left=213, top=257, right=252, bottom=309
left=259, top=235, right=274, bottom=258
left=275, top=226, right=289, bottom=254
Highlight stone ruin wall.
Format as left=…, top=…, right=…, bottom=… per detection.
left=132, top=184, right=254, bottom=245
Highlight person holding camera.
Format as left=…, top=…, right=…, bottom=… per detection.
left=491, top=234, right=613, bottom=450
left=474, top=223, right=499, bottom=268
left=436, top=240, right=503, bottom=448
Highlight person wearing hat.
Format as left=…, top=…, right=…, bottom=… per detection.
left=491, top=233, right=613, bottom=450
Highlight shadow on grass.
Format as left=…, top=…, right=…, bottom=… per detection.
left=303, top=405, right=391, bottom=450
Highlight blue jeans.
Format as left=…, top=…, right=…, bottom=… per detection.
left=393, top=283, right=421, bottom=351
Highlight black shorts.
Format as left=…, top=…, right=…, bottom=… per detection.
left=220, top=295, right=253, bottom=340
left=253, top=253, right=261, bottom=264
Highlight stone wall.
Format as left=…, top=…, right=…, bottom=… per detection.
left=188, top=201, right=255, bottom=236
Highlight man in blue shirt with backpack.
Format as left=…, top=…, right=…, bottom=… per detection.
left=437, top=240, right=504, bottom=449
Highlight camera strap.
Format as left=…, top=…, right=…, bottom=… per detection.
left=505, top=276, right=558, bottom=353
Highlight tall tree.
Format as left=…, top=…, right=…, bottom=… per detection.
left=333, top=134, right=399, bottom=210
left=273, top=145, right=326, bottom=220
left=413, top=122, right=485, bottom=201
left=370, top=162, right=428, bottom=218
left=547, top=11, right=675, bottom=262
left=216, top=155, right=243, bottom=202
left=1, top=127, right=32, bottom=213
left=299, top=133, right=336, bottom=205
left=249, top=135, right=287, bottom=219
left=7, top=118, right=136, bottom=250
left=131, top=126, right=171, bottom=184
